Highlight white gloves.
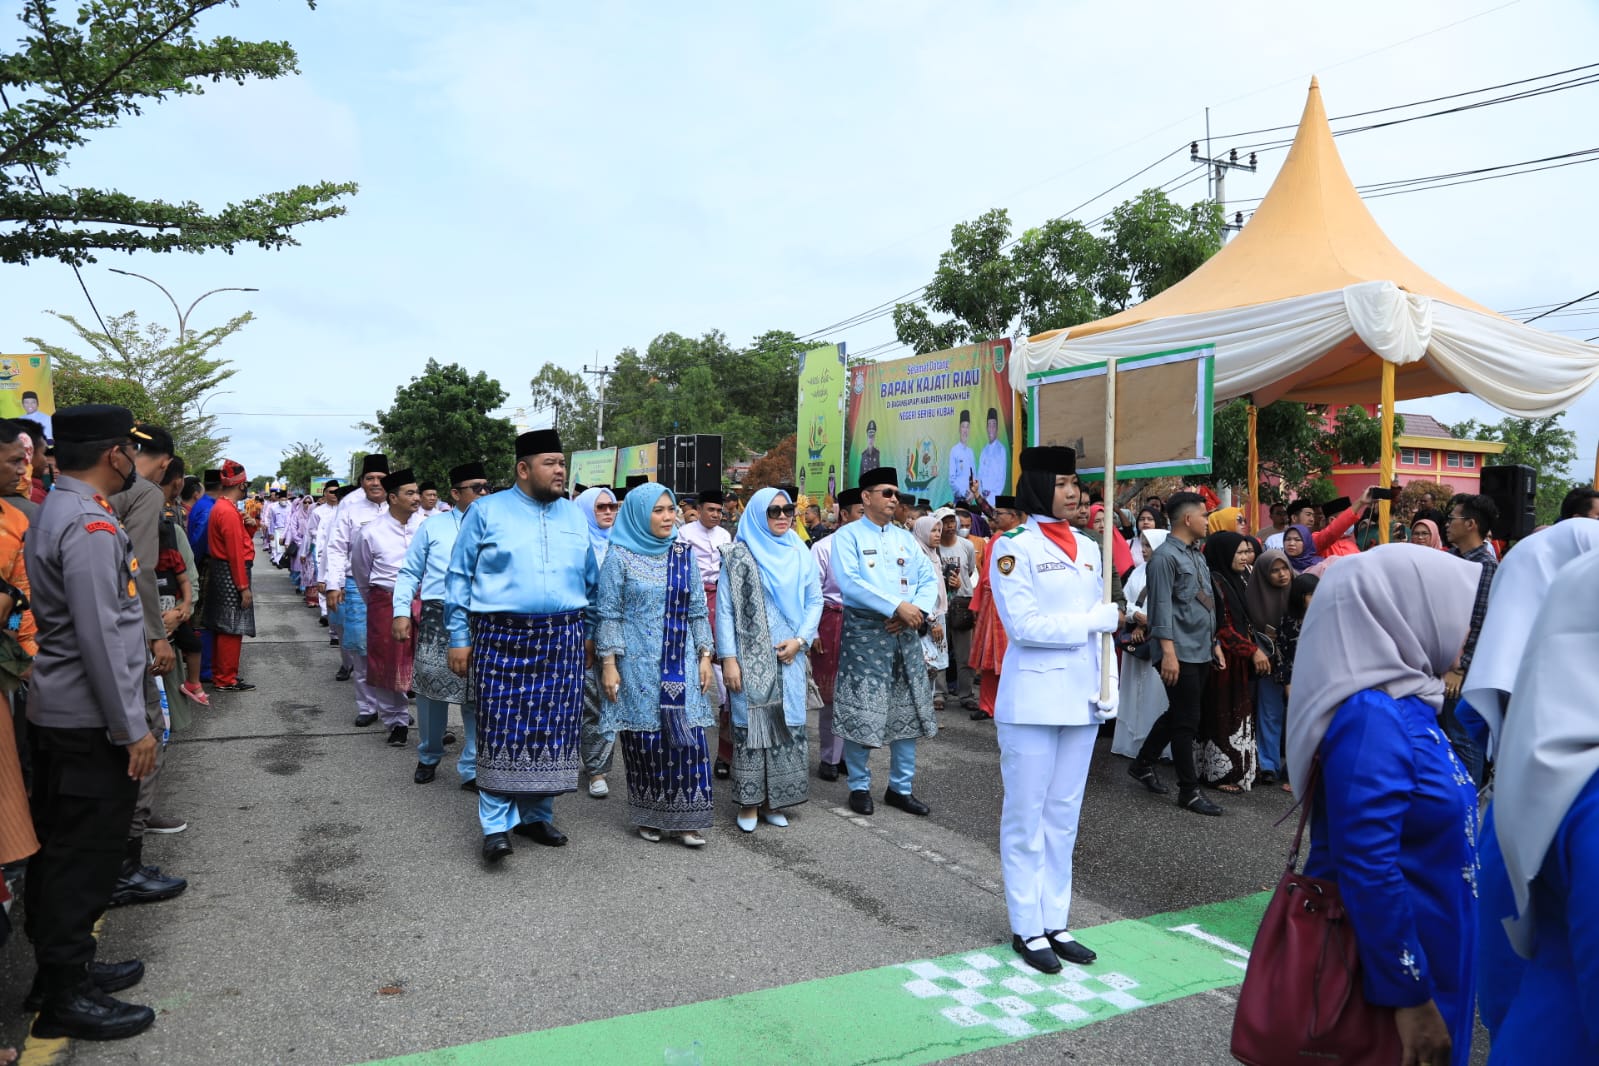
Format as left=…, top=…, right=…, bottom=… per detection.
left=1087, top=602, right=1121, bottom=634
left=1092, top=691, right=1119, bottom=722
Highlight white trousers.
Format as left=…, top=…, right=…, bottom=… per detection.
left=995, top=721, right=1097, bottom=938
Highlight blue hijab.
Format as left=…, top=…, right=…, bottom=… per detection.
left=736, top=487, right=816, bottom=631
left=609, top=482, right=677, bottom=556
left=575, top=487, right=616, bottom=564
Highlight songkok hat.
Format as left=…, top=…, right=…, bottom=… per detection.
left=323, top=479, right=341, bottom=490
left=448, top=461, right=486, bottom=486
left=1286, top=498, right=1317, bottom=515
left=381, top=469, right=416, bottom=494
left=994, top=495, right=1018, bottom=510
left=915, top=498, right=931, bottom=510
left=219, top=459, right=248, bottom=488
left=52, top=404, right=144, bottom=445
left=698, top=489, right=726, bottom=506
left=1019, top=446, right=1076, bottom=475
left=859, top=467, right=898, bottom=489
left=417, top=481, right=437, bottom=494
left=836, top=487, right=863, bottom=509
left=1322, top=496, right=1353, bottom=519
left=959, top=409, right=970, bottom=424
left=203, top=468, right=222, bottom=487
left=778, top=485, right=801, bottom=503
left=515, top=429, right=562, bottom=457
left=335, top=485, right=359, bottom=500
left=987, top=407, right=999, bottom=423
left=866, top=419, right=877, bottom=433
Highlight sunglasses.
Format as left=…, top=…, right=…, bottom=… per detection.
left=454, top=481, right=490, bottom=493
left=593, top=502, right=620, bottom=512
left=873, top=488, right=899, bottom=500
left=767, top=504, right=797, bottom=518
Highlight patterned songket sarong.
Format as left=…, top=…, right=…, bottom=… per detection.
left=620, top=727, right=714, bottom=830
left=832, top=607, right=937, bottom=748
left=471, top=610, right=585, bottom=795
left=811, top=604, right=845, bottom=703
left=413, top=600, right=468, bottom=704
left=731, top=724, right=809, bottom=809
left=365, top=585, right=419, bottom=693
left=202, top=557, right=256, bottom=637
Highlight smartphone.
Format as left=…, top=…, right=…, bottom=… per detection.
left=1370, top=486, right=1397, bottom=501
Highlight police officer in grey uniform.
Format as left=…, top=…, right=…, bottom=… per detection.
left=22, top=405, right=159, bottom=1040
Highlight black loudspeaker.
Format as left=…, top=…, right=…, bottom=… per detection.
left=1479, top=464, right=1537, bottom=541
left=656, top=435, right=723, bottom=497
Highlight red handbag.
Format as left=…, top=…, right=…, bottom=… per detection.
left=1230, top=765, right=1403, bottom=1065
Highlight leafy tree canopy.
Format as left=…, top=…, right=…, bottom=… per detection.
left=1207, top=401, right=1398, bottom=502
left=362, top=359, right=517, bottom=488
left=0, top=0, right=356, bottom=265
left=276, top=438, right=331, bottom=492
left=1450, top=413, right=1579, bottom=525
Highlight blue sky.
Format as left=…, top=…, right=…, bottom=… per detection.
left=5, top=0, right=1598, bottom=483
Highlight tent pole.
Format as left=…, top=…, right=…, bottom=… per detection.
left=1247, top=403, right=1259, bottom=535
left=1379, top=359, right=1395, bottom=544
left=1100, top=357, right=1118, bottom=706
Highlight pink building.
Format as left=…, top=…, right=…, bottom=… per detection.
left=1329, top=411, right=1505, bottom=500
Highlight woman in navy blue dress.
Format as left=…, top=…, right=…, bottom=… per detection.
left=1488, top=548, right=1599, bottom=1061
left=1285, top=546, right=1483, bottom=1066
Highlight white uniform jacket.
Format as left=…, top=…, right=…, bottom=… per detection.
left=989, top=517, right=1106, bottom=727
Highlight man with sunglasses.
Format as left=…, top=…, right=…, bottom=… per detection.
left=678, top=488, right=735, bottom=776
left=393, top=461, right=489, bottom=789
left=829, top=467, right=940, bottom=817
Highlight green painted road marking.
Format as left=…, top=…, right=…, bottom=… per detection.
left=358, top=893, right=1268, bottom=1066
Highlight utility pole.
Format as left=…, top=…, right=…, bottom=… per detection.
left=1192, top=107, right=1258, bottom=238
left=582, top=357, right=612, bottom=449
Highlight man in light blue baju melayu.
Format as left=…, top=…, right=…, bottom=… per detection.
left=393, top=460, right=490, bottom=789
left=445, top=430, right=598, bottom=862
left=830, top=466, right=940, bottom=819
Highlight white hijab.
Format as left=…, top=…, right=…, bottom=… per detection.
left=1493, top=549, right=1599, bottom=957
left=1285, top=545, right=1480, bottom=798
left=1461, top=520, right=1599, bottom=744
left=1123, top=529, right=1169, bottom=620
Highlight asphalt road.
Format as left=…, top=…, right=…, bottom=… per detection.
left=0, top=570, right=1488, bottom=1064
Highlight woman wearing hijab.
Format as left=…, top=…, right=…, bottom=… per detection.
left=911, top=516, right=950, bottom=706
left=1244, top=548, right=1292, bottom=785
left=1410, top=517, right=1446, bottom=550
left=1283, top=547, right=1482, bottom=1066
left=1456, top=520, right=1599, bottom=1040
left=716, top=488, right=823, bottom=833
left=1488, top=548, right=1599, bottom=1060
left=1206, top=506, right=1246, bottom=537
left=1196, top=531, right=1263, bottom=793
left=576, top=487, right=620, bottom=799
left=988, top=446, right=1121, bottom=974
left=596, top=484, right=717, bottom=847
left=1088, top=503, right=1134, bottom=582
left=1111, top=528, right=1170, bottom=760
left=1281, top=524, right=1324, bottom=573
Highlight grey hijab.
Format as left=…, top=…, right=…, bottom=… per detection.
left=1493, top=549, right=1599, bottom=957
left=1285, top=545, right=1480, bottom=798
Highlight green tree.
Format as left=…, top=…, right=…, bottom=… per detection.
left=277, top=439, right=332, bottom=492
left=1449, top=414, right=1579, bottom=525
left=363, top=360, right=517, bottom=487
left=49, top=363, right=157, bottom=418
left=891, top=192, right=1225, bottom=353
left=27, top=308, right=241, bottom=469
left=0, top=0, right=356, bottom=266
left=1207, top=401, right=1398, bottom=501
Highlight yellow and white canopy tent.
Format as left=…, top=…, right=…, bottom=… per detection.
left=1010, top=77, right=1599, bottom=534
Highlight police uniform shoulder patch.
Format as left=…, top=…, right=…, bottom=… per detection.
left=997, top=555, right=1016, bottom=575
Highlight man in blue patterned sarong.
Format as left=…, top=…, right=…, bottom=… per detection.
left=446, top=429, right=599, bottom=862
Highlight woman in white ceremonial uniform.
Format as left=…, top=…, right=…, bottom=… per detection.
left=988, top=445, right=1122, bottom=974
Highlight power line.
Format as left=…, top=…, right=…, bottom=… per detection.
left=1523, top=288, right=1599, bottom=325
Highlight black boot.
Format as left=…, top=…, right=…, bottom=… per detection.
left=109, top=839, right=187, bottom=907
left=30, top=964, right=155, bottom=1041
left=25, top=959, right=144, bottom=1011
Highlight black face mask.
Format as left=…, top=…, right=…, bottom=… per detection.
left=114, top=446, right=138, bottom=493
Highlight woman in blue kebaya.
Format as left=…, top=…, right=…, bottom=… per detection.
left=1486, top=547, right=1599, bottom=1061
left=1285, top=546, right=1482, bottom=1066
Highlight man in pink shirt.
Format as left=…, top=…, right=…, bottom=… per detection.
left=677, top=489, right=732, bottom=775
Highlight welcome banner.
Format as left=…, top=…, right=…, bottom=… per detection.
left=795, top=343, right=847, bottom=505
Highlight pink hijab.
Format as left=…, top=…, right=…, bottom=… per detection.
left=1089, top=504, right=1134, bottom=577
left=1411, top=518, right=1445, bottom=551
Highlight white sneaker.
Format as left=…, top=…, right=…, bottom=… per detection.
left=588, top=776, right=609, bottom=798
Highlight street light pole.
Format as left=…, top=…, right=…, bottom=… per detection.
left=108, top=268, right=258, bottom=344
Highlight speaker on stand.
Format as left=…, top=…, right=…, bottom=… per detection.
left=656, top=435, right=723, bottom=497
left=1479, top=464, right=1537, bottom=541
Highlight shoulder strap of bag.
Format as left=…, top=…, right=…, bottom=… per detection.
left=1281, top=757, right=1321, bottom=872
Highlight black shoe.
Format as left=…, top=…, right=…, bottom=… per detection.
left=387, top=725, right=408, bottom=747
left=329, top=636, right=339, bottom=646
left=460, top=778, right=480, bottom=793
left=848, top=789, right=874, bottom=816
left=482, top=832, right=512, bottom=862
left=1045, top=931, right=1097, bottom=965
left=354, top=712, right=377, bottom=727
left=336, top=665, right=353, bottom=681
left=817, top=761, right=839, bottom=782
left=1127, top=761, right=1170, bottom=795
left=24, top=960, right=145, bottom=1011
left=31, top=985, right=156, bottom=1041
left=969, top=709, right=990, bottom=721
left=443, top=731, right=457, bottom=746
left=1179, top=791, right=1224, bottom=816
left=109, top=859, right=187, bottom=907
left=1011, top=934, right=1063, bottom=975
left=319, top=616, right=330, bottom=627
left=883, top=789, right=930, bottom=816
left=713, top=759, right=731, bottom=779
left=1258, top=769, right=1278, bottom=786
left=512, top=821, right=568, bottom=847
left=413, top=762, right=436, bottom=784
left=214, top=681, right=256, bottom=692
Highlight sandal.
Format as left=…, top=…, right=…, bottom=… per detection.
left=679, top=831, right=707, bottom=848
left=1215, top=784, right=1244, bottom=795
left=179, top=683, right=211, bottom=707
left=637, top=826, right=663, bottom=843
left=1280, top=781, right=1294, bottom=793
